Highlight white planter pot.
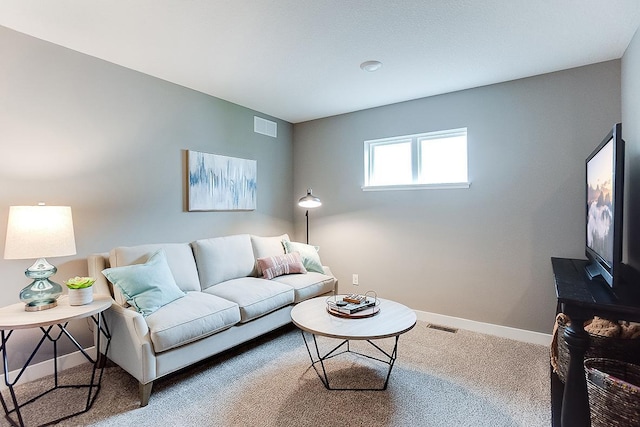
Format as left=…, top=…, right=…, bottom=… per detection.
left=68, top=287, right=93, bottom=306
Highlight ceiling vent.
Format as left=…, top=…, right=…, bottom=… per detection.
left=254, top=116, right=277, bottom=138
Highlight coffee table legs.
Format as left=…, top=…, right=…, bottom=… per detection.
left=299, top=330, right=400, bottom=390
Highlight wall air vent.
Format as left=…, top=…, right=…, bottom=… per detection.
left=254, top=116, right=277, bottom=138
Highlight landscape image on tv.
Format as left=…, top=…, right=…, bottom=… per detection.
left=586, top=138, right=614, bottom=264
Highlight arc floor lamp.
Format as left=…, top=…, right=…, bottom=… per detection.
left=298, top=189, right=321, bottom=244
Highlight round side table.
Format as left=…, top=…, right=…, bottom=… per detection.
left=0, top=294, right=113, bottom=426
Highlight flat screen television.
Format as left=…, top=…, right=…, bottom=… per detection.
left=585, top=123, right=624, bottom=287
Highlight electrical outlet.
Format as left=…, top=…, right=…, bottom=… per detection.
left=352, top=274, right=359, bottom=285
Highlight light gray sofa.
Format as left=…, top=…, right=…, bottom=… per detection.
left=87, top=233, right=337, bottom=406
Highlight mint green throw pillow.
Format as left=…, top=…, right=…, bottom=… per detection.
left=102, top=249, right=185, bottom=316
left=283, top=241, right=324, bottom=273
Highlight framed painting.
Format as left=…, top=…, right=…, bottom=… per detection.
left=188, top=150, right=257, bottom=211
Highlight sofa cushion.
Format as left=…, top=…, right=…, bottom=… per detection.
left=109, top=243, right=201, bottom=300
left=257, top=252, right=307, bottom=280
left=273, top=272, right=336, bottom=303
left=192, top=234, right=255, bottom=289
left=203, top=277, right=294, bottom=323
left=283, top=241, right=324, bottom=273
left=251, top=234, right=290, bottom=276
left=102, top=249, right=186, bottom=316
left=144, top=292, right=241, bottom=353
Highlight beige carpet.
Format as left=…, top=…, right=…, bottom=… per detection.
left=1, top=321, right=550, bottom=426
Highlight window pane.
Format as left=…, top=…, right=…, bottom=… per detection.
left=419, top=135, right=467, bottom=184
left=370, top=142, right=412, bottom=185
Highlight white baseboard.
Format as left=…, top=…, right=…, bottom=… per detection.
left=0, top=346, right=96, bottom=391
left=415, top=309, right=552, bottom=346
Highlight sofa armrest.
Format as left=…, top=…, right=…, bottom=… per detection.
left=89, top=252, right=156, bottom=384
left=87, top=253, right=113, bottom=298
left=322, top=266, right=338, bottom=294
left=100, top=303, right=156, bottom=384
left=110, top=303, right=150, bottom=339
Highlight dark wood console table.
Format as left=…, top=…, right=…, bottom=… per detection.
left=551, top=257, right=640, bottom=427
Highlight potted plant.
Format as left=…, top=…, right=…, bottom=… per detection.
left=65, top=276, right=95, bottom=306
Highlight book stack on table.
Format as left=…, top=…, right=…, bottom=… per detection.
left=327, top=294, right=377, bottom=315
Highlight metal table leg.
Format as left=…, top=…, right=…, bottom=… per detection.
left=300, top=330, right=400, bottom=391
left=0, top=312, right=112, bottom=427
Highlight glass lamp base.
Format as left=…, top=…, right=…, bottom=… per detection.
left=20, top=258, right=63, bottom=311
left=24, top=299, right=58, bottom=312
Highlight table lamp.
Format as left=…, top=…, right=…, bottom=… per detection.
left=298, top=189, right=322, bottom=244
left=4, top=205, right=77, bottom=311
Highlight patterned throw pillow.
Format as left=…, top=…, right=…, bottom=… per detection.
left=256, top=252, right=307, bottom=280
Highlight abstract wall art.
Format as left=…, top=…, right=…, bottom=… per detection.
left=188, top=150, right=257, bottom=211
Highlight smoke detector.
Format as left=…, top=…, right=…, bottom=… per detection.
left=360, top=60, right=383, bottom=72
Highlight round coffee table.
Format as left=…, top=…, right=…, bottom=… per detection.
left=291, top=295, right=416, bottom=390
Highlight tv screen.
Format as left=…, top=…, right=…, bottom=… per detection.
left=585, top=123, right=624, bottom=287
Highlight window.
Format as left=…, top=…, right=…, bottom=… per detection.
left=363, top=128, right=469, bottom=190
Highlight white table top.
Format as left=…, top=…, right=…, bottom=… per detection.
left=291, top=296, right=417, bottom=340
left=0, top=295, right=113, bottom=330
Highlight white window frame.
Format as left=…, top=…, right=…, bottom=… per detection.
left=363, top=127, right=470, bottom=191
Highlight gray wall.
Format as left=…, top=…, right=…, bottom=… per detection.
left=293, top=61, right=622, bottom=333
left=622, top=26, right=640, bottom=271
left=0, top=26, right=294, bottom=368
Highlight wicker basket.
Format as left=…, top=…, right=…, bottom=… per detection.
left=585, top=358, right=640, bottom=427
left=553, top=315, right=640, bottom=383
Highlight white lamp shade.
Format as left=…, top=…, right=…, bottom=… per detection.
left=298, top=189, right=322, bottom=209
left=4, top=205, right=77, bottom=260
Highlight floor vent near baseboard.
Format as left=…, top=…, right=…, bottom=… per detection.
left=426, top=324, right=458, bottom=333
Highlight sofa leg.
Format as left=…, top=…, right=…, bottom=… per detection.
left=139, top=382, right=153, bottom=407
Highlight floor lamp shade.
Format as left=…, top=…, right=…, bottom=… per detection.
left=298, top=189, right=321, bottom=244
left=298, top=189, right=322, bottom=209
left=4, top=205, right=77, bottom=311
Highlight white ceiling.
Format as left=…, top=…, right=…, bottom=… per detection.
left=1, top=1, right=640, bottom=123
